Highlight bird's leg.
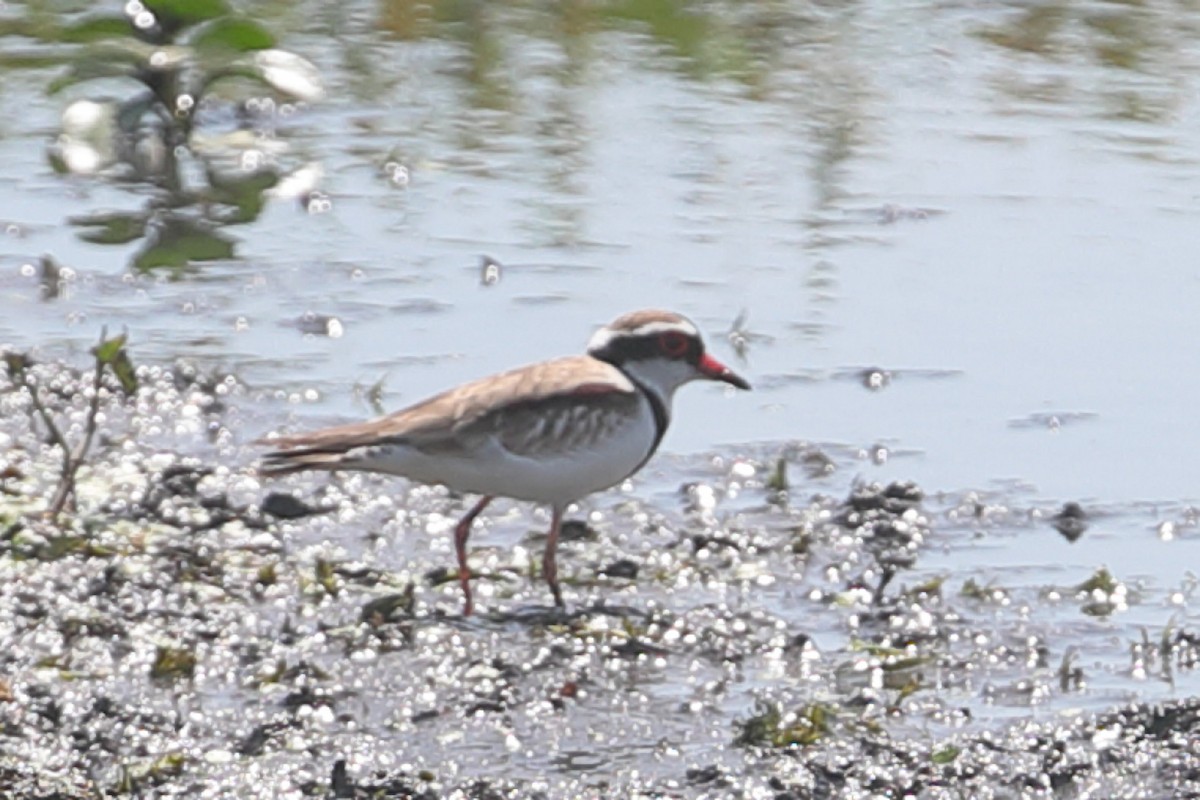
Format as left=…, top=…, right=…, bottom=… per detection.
left=543, top=505, right=565, bottom=609
left=454, top=495, right=493, bottom=616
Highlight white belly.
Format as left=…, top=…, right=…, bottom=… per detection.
left=361, top=396, right=658, bottom=505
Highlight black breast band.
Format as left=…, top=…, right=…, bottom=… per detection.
left=626, top=376, right=670, bottom=474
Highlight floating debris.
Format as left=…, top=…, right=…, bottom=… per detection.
left=831, top=366, right=962, bottom=389
left=597, top=558, right=639, bottom=579
left=384, top=160, right=410, bottom=188
left=36, top=253, right=76, bottom=300
left=1053, top=501, right=1089, bottom=542
left=291, top=311, right=345, bottom=338
left=860, top=367, right=891, bottom=391
left=360, top=588, right=415, bottom=625
left=1009, top=411, right=1099, bottom=430
left=724, top=309, right=772, bottom=361
left=150, top=645, right=197, bottom=680
left=480, top=254, right=502, bottom=286
left=261, top=491, right=323, bottom=519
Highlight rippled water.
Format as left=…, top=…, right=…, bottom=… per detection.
left=2, top=0, right=1200, bottom=748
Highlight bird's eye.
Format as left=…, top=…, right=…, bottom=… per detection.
left=658, top=331, right=690, bottom=358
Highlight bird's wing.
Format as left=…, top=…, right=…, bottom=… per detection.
left=408, top=355, right=641, bottom=458
left=261, top=356, right=638, bottom=460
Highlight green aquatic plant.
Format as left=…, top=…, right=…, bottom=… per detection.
left=961, top=577, right=1007, bottom=603
left=15, top=1, right=324, bottom=272
left=3, top=329, right=137, bottom=520
left=361, top=588, right=416, bottom=626
left=931, top=744, right=961, bottom=764
left=150, top=644, right=197, bottom=680
left=734, top=700, right=833, bottom=748
left=46, top=0, right=321, bottom=174
left=766, top=455, right=789, bottom=503
left=1077, top=567, right=1118, bottom=595
left=113, top=750, right=187, bottom=795
left=314, top=557, right=341, bottom=598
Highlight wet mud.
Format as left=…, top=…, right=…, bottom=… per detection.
left=1, top=360, right=1197, bottom=799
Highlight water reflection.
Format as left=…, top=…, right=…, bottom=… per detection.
left=978, top=0, right=1190, bottom=124
left=0, top=0, right=1196, bottom=545
left=24, top=2, right=324, bottom=274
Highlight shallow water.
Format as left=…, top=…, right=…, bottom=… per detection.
left=2, top=0, right=1200, bottom=759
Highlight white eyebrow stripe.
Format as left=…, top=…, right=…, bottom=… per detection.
left=588, top=320, right=698, bottom=352
left=627, top=320, right=699, bottom=337
left=586, top=327, right=617, bottom=352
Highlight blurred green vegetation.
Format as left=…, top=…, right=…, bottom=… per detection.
left=0, top=0, right=321, bottom=274
left=0, top=0, right=1187, bottom=269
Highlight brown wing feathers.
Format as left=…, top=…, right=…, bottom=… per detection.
left=257, top=356, right=634, bottom=475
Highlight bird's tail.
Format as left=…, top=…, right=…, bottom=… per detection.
left=257, top=417, right=394, bottom=477
left=259, top=446, right=352, bottom=477
left=257, top=431, right=369, bottom=477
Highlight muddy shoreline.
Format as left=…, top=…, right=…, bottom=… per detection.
left=1, top=359, right=1197, bottom=799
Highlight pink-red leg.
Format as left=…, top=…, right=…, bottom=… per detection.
left=543, top=505, right=565, bottom=609
left=455, top=496, right=493, bottom=616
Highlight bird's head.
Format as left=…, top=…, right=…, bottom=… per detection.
left=587, top=309, right=751, bottom=401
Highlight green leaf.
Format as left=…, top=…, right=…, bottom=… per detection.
left=46, top=40, right=156, bottom=94
left=206, top=168, right=277, bottom=223
left=111, top=351, right=138, bottom=395
left=70, top=212, right=149, bottom=245
left=143, top=0, right=231, bottom=30
left=191, top=18, right=275, bottom=53
left=93, top=334, right=127, bottom=365
left=133, top=219, right=236, bottom=272
left=60, top=16, right=131, bottom=43
left=932, top=745, right=961, bottom=764
left=0, top=49, right=68, bottom=70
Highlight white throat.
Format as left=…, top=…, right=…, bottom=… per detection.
left=616, top=357, right=697, bottom=417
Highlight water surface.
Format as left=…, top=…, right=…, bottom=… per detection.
left=1, top=0, right=1199, bottom=741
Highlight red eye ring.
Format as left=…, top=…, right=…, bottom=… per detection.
left=658, top=331, right=689, bottom=358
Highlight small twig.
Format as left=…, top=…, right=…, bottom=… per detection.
left=75, top=331, right=107, bottom=463
left=47, top=327, right=108, bottom=517
left=872, top=565, right=897, bottom=607
left=18, top=369, right=70, bottom=454
left=6, top=354, right=75, bottom=516
left=4, top=328, right=132, bottom=525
